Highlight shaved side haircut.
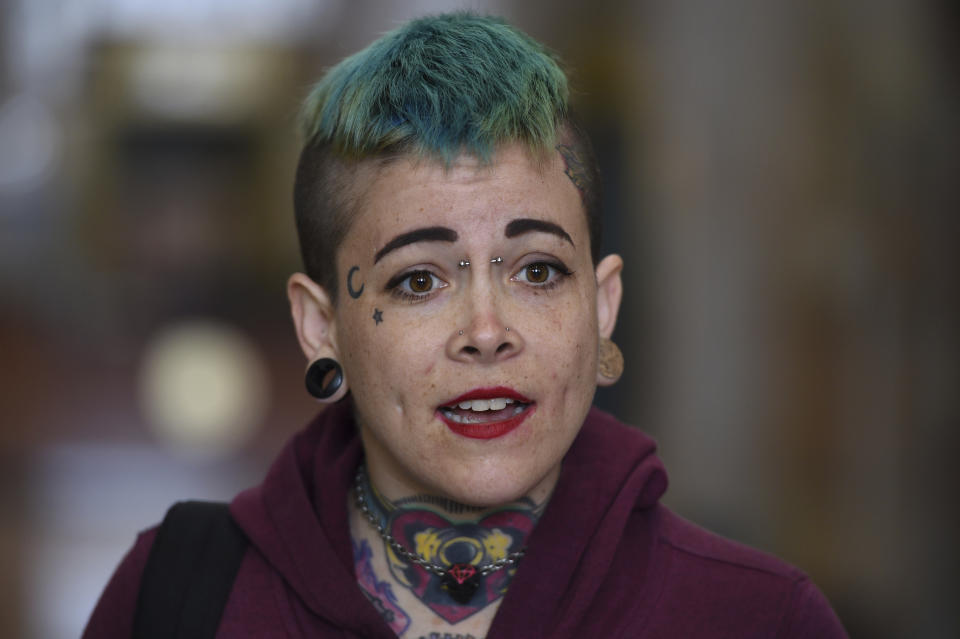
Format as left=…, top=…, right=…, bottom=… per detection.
left=293, top=13, right=602, bottom=301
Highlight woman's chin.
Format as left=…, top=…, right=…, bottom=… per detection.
left=359, top=410, right=572, bottom=508
left=422, top=460, right=561, bottom=510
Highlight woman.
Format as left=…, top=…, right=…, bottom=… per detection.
left=84, top=13, right=847, bottom=638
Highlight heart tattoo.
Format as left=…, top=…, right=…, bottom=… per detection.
left=384, top=509, right=535, bottom=623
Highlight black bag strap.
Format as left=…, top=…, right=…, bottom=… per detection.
left=133, top=501, right=248, bottom=639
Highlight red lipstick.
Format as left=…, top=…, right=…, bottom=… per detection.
left=442, top=386, right=531, bottom=405
left=437, top=386, right=535, bottom=440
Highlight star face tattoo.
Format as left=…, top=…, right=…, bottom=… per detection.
left=347, top=265, right=365, bottom=299
left=373, top=308, right=383, bottom=325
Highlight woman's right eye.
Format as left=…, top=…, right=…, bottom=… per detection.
left=388, top=270, right=447, bottom=301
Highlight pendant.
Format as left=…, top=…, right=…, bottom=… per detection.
left=441, top=563, right=480, bottom=604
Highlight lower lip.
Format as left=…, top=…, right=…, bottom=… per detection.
left=437, top=404, right=536, bottom=440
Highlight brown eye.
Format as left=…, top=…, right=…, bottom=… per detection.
left=512, top=261, right=571, bottom=288
left=387, top=269, right=447, bottom=301
left=408, top=271, right=434, bottom=293
left=525, top=263, right=550, bottom=283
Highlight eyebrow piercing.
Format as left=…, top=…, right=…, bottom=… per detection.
left=490, top=256, right=503, bottom=264
left=458, top=259, right=471, bottom=268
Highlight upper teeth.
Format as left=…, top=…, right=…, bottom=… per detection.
left=456, top=398, right=515, bottom=411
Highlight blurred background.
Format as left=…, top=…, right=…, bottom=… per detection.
left=1, top=0, right=957, bottom=637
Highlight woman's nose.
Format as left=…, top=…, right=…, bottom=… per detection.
left=447, top=301, right=523, bottom=364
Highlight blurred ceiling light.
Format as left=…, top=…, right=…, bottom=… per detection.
left=8, top=0, right=340, bottom=99
left=138, top=319, right=269, bottom=460
left=0, top=94, right=61, bottom=194
left=99, top=0, right=340, bottom=43
left=129, top=46, right=277, bottom=121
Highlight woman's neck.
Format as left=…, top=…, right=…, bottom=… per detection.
left=361, top=467, right=547, bottom=522
left=350, top=464, right=547, bottom=637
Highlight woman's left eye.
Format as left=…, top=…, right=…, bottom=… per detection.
left=512, top=261, right=570, bottom=286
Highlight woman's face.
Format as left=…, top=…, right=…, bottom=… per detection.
left=292, top=143, right=622, bottom=507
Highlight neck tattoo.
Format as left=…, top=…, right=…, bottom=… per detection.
left=354, top=465, right=543, bottom=624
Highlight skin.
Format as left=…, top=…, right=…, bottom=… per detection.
left=354, top=463, right=545, bottom=627
left=288, top=142, right=623, bottom=634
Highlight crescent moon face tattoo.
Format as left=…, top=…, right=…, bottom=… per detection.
left=347, top=265, right=365, bottom=299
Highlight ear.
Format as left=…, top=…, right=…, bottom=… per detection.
left=287, top=272, right=339, bottom=361
left=594, top=254, right=624, bottom=339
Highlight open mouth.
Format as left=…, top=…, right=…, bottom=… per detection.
left=437, top=387, right=535, bottom=439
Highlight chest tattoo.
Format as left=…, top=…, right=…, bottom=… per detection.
left=353, top=538, right=412, bottom=635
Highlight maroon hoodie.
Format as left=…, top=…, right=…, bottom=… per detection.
left=83, top=402, right=847, bottom=638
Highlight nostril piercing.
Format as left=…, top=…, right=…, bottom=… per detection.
left=506, top=327, right=510, bottom=332
left=458, top=330, right=464, bottom=335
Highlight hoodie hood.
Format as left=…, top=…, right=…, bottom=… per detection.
left=230, top=401, right=668, bottom=638
left=489, top=406, right=668, bottom=637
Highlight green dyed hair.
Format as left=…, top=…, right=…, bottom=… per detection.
left=294, top=12, right=602, bottom=300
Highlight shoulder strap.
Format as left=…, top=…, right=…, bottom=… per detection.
left=133, top=501, right=248, bottom=639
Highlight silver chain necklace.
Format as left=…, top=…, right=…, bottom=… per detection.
left=353, top=465, right=526, bottom=603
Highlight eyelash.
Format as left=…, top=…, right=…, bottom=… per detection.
left=511, top=260, right=573, bottom=289
left=385, top=260, right=573, bottom=303
left=386, top=270, right=448, bottom=302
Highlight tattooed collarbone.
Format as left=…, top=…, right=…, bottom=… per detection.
left=556, top=144, right=589, bottom=198
left=347, top=265, right=365, bottom=299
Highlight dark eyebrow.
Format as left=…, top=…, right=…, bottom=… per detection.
left=504, top=218, right=574, bottom=246
left=374, top=226, right=459, bottom=264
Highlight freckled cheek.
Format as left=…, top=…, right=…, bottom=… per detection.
left=342, top=324, right=395, bottom=396
left=547, top=318, right=595, bottom=403
left=367, top=324, right=440, bottom=414
left=526, top=295, right=579, bottom=336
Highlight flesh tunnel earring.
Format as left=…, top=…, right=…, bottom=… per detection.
left=305, top=358, right=345, bottom=401
left=597, top=337, right=624, bottom=382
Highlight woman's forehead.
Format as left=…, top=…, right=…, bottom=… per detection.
left=371, top=143, right=559, bottom=191
left=345, top=144, right=585, bottom=256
